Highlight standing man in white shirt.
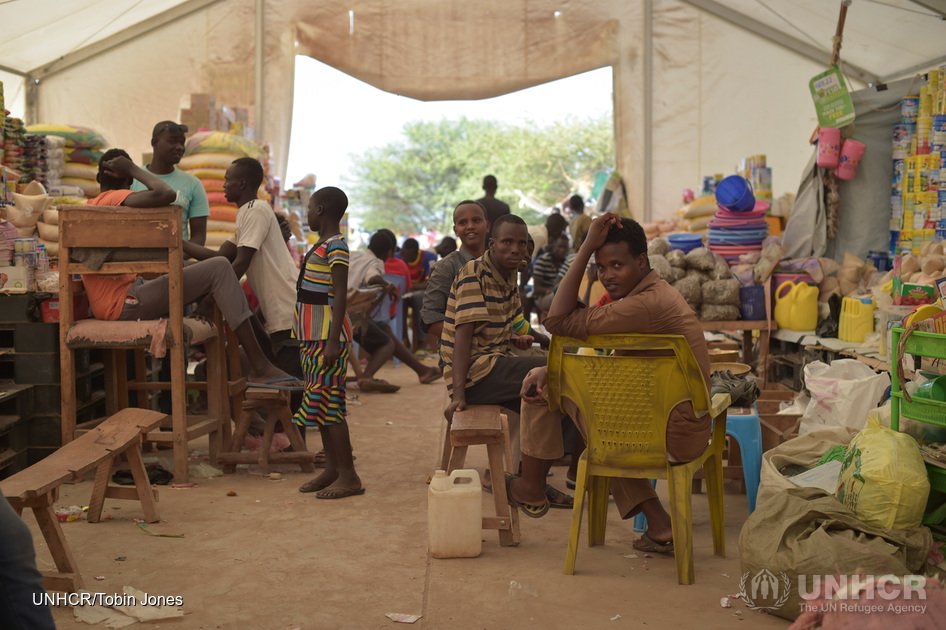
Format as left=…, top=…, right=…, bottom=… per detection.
left=183, top=158, right=300, bottom=387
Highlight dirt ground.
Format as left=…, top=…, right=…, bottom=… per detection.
left=30, top=364, right=788, bottom=630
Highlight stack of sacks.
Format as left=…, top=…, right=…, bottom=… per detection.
left=0, top=220, right=16, bottom=266
left=647, top=239, right=738, bottom=320
left=181, top=131, right=266, bottom=248
left=21, top=134, right=48, bottom=186
left=6, top=180, right=50, bottom=238
left=676, top=195, right=717, bottom=234
left=641, top=218, right=681, bottom=240
left=26, top=124, right=107, bottom=198
left=45, top=135, right=65, bottom=187
left=3, top=117, right=26, bottom=175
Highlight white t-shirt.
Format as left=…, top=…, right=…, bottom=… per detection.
left=229, top=199, right=296, bottom=334
left=348, top=250, right=385, bottom=289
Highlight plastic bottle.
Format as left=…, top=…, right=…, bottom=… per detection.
left=428, top=469, right=482, bottom=558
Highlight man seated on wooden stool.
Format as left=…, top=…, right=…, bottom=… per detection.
left=509, top=214, right=713, bottom=554
left=441, top=214, right=571, bottom=512
left=181, top=157, right=302, bottom=445
left=82, top=150, right=298, bottom=389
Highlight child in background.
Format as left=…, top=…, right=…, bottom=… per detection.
left=294, top=186, right=363, bottom=499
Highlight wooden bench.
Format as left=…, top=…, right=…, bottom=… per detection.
left=0, top=408, right=166, bottom=592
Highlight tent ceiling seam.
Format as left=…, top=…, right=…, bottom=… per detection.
left=678, top=0, right=878, bottom=85
left=28, top=0, right=224, bottom=80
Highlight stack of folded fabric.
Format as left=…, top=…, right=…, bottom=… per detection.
left=21, top=134, right=48, bottom=186
left=181, top=131, right=267, bottom=248
left=26, top=124, right=107, bottom=198
left=3, top=117, right=26, bottom=176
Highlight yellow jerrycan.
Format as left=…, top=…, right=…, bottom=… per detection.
left=428, top=469, right=482, bottom=558
left=774, top=281, right=819, bottom=330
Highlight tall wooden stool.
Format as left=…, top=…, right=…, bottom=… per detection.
left=446, top=405, right=520, bottom=547
left=217, top=388, right=315, bottom=473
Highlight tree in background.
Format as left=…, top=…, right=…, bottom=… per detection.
left=347, top=115, right=613, bottom=234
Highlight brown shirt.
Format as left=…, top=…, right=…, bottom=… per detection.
left=544, top=270, right=712, bottom=432
left=545, top=271, right=710, bottom=462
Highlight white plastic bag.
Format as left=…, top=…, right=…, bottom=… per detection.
left=799, top=359, right=890, bottom=434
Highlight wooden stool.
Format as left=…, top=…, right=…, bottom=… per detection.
left=217, top=388, right=315, bottom=473
left=445, top=405, right=520, bottom=547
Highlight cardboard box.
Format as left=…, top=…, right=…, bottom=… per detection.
left=760, top=413, right=801, bottom=452
left=757, top=389, right=801, bottom=451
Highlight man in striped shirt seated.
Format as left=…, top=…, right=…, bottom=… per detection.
left=441, top=215, right=570, bottom=514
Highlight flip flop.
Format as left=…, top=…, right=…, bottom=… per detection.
left=315, top=486, right=366, bottom=500
left=505, top=474, right=550, bottom=518
left=358, top=378, right=400, bottom=393
left=419, top=366, right=443, bottom=385
left=632, top=532, right=675, bottom=555
left=545, top=485, right=574, bottom=509
left=299, top=475, right=335, bottom=493
left=248, top=376, right=306, bottom=391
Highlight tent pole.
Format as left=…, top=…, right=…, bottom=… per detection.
left=25, top=76, right=38, bottom=126
left=643, top=0, right=653, bottom=222
left=880, top=54, right=946, bottom=83
left=0, top=64, right=27, bottom=77
left=255, top=0, right=265, bottom=141
left=29, top=0, right=224, bottom=81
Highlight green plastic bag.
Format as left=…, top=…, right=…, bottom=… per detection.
left=835, top=418, right=930, bottom=530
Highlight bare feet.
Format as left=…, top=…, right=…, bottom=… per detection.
left=418, top=366, right=442, bottom=384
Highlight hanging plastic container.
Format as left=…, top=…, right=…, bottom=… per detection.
left=835, top=139, right=866, bottom=181
left=774, top=281, right=819, bottom=331
left=817, top=127, right=842, bottom=168
left=428, top=469, right=482, bottom=559
left=714, top=175, right=755, bottom=212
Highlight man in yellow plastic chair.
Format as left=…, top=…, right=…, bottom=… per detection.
left=509, top=213, right=713, bottom=554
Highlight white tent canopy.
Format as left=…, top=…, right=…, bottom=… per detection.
left=2, top=0, right=945, bottom=219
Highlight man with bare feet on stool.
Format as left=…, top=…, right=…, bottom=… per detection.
left=84, top=150, right=299, bottom=389
left=509, top=214, right=712, bottom=553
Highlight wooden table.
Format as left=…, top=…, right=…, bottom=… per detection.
left=701, top=320, right=776, bottom=386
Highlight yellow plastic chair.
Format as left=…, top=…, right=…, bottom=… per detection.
left=548, top=334, right=731, bottom=585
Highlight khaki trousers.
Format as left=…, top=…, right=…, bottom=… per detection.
left=520, top=398, right=711, bottom=518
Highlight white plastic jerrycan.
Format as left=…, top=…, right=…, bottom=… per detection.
left=428, top=469, right=482, bottom=558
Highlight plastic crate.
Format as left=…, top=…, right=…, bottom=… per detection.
left=899, top=328, right=946, bottom=360
left=891, top=392, right=946, bottom=427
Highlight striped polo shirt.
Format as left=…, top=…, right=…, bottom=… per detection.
left=440, top=250, right=530, bottom=392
